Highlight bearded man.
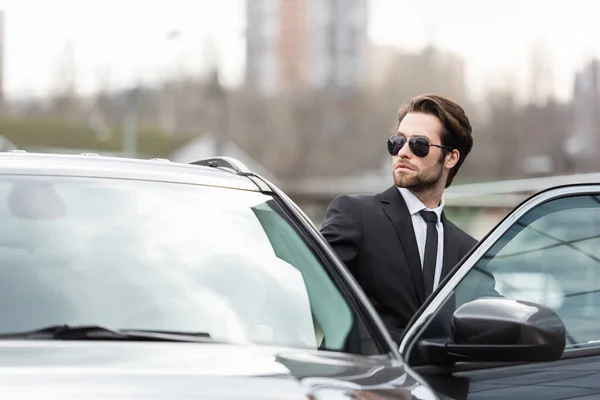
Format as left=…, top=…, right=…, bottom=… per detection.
left=320, top=94, right=487, bottom=343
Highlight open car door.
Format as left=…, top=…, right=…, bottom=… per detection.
left=398, top=184, right=600, bottom=400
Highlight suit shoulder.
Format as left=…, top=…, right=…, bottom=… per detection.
left=346, top=192, right=382, bottom=207
left=325, top=191, right=385, bottom=219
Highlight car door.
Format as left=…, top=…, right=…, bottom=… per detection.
left=398, top=184, right=600, bottom=400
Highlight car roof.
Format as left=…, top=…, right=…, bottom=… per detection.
left=0, top=151, right=262, bottom=191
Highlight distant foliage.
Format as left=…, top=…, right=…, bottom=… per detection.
left=0, top=117, right=188, bottom=159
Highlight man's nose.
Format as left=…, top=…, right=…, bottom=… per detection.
left=396, top=140, right=412, bottom=158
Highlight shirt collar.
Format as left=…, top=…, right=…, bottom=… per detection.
left=397, top=187, right=445, bottom=220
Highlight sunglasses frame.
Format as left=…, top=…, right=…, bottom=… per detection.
left=386, top=135, right=453, bottom=158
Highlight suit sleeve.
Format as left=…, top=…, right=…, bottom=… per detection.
left=320, top=195, right=362, bottom=273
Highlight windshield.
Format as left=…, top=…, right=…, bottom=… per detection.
left=0, top=174, right=360, bottom=351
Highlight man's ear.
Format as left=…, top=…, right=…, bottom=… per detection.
left=445, top=149, right=460, bottom=169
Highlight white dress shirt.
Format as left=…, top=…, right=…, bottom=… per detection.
left=398, top=188, right=445, bottom=291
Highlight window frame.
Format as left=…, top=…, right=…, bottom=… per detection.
left=257, top=175, right=401, bottom=358
left=399, top=184, right=600, bottom=363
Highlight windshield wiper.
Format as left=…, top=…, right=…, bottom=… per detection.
left=0, top=324, right=212, bottom=342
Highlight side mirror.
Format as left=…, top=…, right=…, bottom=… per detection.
left=418, top=298, right=566, bottom=364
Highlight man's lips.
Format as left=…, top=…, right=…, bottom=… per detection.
left=395, top=164, right=415, bottom=171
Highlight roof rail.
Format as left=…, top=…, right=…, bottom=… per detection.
left=190, top=156, right=253, bottom=175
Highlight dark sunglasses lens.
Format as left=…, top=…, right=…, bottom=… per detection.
left=409, top=137, right=430, bottom=157
left=387, top=136, right=406, bottom=155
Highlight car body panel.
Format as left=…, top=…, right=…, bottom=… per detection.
left=0, top=341, right=433, bottom=399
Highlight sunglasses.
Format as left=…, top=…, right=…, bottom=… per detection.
left=386, top=135, right=452, bottom=158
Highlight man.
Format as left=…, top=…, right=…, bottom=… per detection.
left=320, top=94, right=486, bottom=343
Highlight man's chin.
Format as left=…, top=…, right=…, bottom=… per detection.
left=394, top=171, right=414, bottom=184
left=394, top=177, right=417, bottom=188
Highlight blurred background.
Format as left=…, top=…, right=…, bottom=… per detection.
left=0, top=0, right=599, bottom=237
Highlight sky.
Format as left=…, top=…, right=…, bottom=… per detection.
left=0, top=0, right=599, bottom=102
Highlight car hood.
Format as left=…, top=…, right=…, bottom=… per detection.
left=0, top=340, right=436, bottom=399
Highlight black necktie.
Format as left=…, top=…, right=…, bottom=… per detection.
left=419, top=210, right=438, bottom=299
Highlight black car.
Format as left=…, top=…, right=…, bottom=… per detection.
left=0, top=151, right=589, bottom=400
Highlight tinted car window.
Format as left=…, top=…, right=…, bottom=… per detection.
left=421, top=194, right=600, bottom=351
left=0, top=175, right=359, bottom=352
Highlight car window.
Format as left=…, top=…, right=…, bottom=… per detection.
left=414, top=193, right=600, bottom=356
left=0, top=175, right=367, bottom=353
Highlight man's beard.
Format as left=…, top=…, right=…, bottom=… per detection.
left=393, top=160, right=444, bottom=193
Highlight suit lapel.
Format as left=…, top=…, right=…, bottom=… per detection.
left=381, top=186, right=425, bottom=303
left=441, top=212, right=460, bottom=279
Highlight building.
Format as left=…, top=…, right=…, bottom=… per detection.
left=305, top=0, right=368, bottom=92
left=245, top=0, right=368, bottom=95
left=568, top=59, right=600, bottom=171
left=377, top=46, right=468, bottom=105
left=246, top=0, right=279, bottom=94
left=0, top=10, right=4, bottom=115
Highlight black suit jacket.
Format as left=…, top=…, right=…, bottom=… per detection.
left=320, top=185, right=489, bottom=342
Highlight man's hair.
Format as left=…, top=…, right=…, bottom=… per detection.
left=397, top=94, right=473, bottom=187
